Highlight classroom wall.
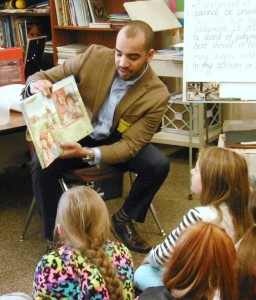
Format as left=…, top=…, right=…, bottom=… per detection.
left=222, top=104, right=256, bottom=121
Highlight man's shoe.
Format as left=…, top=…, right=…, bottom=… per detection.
left=112, top=216, right=152, bottom=253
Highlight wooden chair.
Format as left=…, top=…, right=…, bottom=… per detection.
left=20, top=165, right=166, bottom=241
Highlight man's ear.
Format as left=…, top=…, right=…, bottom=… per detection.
left=147, top=49, right=155, bottom=63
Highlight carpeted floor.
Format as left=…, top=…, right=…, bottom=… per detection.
left=0, top=147, right=200, bottom=296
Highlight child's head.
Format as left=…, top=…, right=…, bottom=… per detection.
left=192, top=146, right=251, bottom=239
left=163, top=222, right=237, bottom=300
left=55, top=186, right=112, bottom=249
left=65, top=94, right=75, bottom=106
left=27, top=23, right=42, bottom=39
left=192, top=146, right=250, bottom=205
left=237, top=190, right=256, bottom=300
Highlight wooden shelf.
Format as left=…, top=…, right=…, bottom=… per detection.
left=0, top=11, right=49, bottom=17
left=53, top=25, right=119, bottom=32
left=49, top=0, right=164, bottom=64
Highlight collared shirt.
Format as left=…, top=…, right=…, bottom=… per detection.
left=91, top=65, right=148, bottom=164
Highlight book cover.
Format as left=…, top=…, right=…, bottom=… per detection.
left=87, top=0, right=108, bottom=23
left=20, top=75, right=93, bottom=169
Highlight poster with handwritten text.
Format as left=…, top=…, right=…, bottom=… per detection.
left=184, top=0, right=256, bottom=83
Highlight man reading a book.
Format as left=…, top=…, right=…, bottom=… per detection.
left=23, top=20, right=170, bottom=253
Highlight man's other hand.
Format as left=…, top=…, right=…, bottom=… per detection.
left=30, top=80, right=53, bottom=97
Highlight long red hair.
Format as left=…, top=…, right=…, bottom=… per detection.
left=163, top=222, right=237, bottom=300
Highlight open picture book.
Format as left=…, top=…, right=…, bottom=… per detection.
left=20, top=75, right=93, bottom=169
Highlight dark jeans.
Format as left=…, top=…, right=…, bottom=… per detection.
left=31, top=138, right=170, bottom=240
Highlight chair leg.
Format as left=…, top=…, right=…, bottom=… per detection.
left=149, top=203, right=166, bottom=236
left=128, top=172, right=166, bottom=236
left=59, top=177, right=69, bottom=192
left=20, top=178, right=68, bottom=242
left=20, top=197, right=36, bottom=241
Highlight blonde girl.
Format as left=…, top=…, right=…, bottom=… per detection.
left=33, top=186, right=134, bottom=299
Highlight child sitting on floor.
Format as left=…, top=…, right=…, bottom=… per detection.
left=138, top=222, right=237, bottom=300
left=33, top=186, right=135, bottom=299
left=134, top=146, right=252, bottom=291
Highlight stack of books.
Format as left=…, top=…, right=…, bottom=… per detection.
left=154, top=43, right=183, bottom=62
left=153, top=49, right=183, bottom=61
left=56, top=43, right=89, bottom=64
left=88, top=22, right=111, bottom=28
left=44, top=40, right=53, bottom=54
left=107, top=12, right=130, bottom=29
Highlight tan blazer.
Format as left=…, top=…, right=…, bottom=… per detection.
left=28, top=45, right=170, bottom=164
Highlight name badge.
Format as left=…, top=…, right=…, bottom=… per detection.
left=117, top=118, right=131, bottom=133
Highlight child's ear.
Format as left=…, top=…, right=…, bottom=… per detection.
left=57, top=223, right=63, bottom=237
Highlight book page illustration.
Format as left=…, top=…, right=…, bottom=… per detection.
left=20, top=75, right=93, bottom=169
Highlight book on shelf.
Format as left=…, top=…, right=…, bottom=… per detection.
left=107, top=11, right=130, bottom=28
left=20, top=75, right=93, bottom=169
left=87, top=0, right=108, bottom=23
left=88, top=22, right=111, bottom=28
left=56, top=43, right=89, bottom=53
left=26, top=0, right=50, bottom=8
left=17, top=18, right=28, bottom=51
left=57, top=43, right=89, bottom=63
left=44, top=40, right=53, bottom=54
left=68, top=0, right=78, bottom=26
left=57, top=51, right=80, bottom=59
left=72, top=0, right=91, bottom=26
left=107, top=12, right=130, bottom=21
left=153, top=49, right=183, bottom=61
left=54, top=0, right=64, bottom=25
left=171, top=42, right=184, bottom=50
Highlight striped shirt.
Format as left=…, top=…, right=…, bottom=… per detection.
left=148, top=203, right=235, bottom=267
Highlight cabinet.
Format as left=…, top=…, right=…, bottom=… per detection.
left=151, top=60, right=221, bottom=151
left=49, top=0, right=163, bottom=65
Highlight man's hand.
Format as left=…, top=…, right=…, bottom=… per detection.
left=30, top=80, right=53, bottom=97
left=60, top=142, right=91, bottom=160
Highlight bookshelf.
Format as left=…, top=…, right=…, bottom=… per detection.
left=0, top=10, right=51, bottom=48
left=49, top=0, right=163, bottom=65
left=0, top=9, right=52, bottom=78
